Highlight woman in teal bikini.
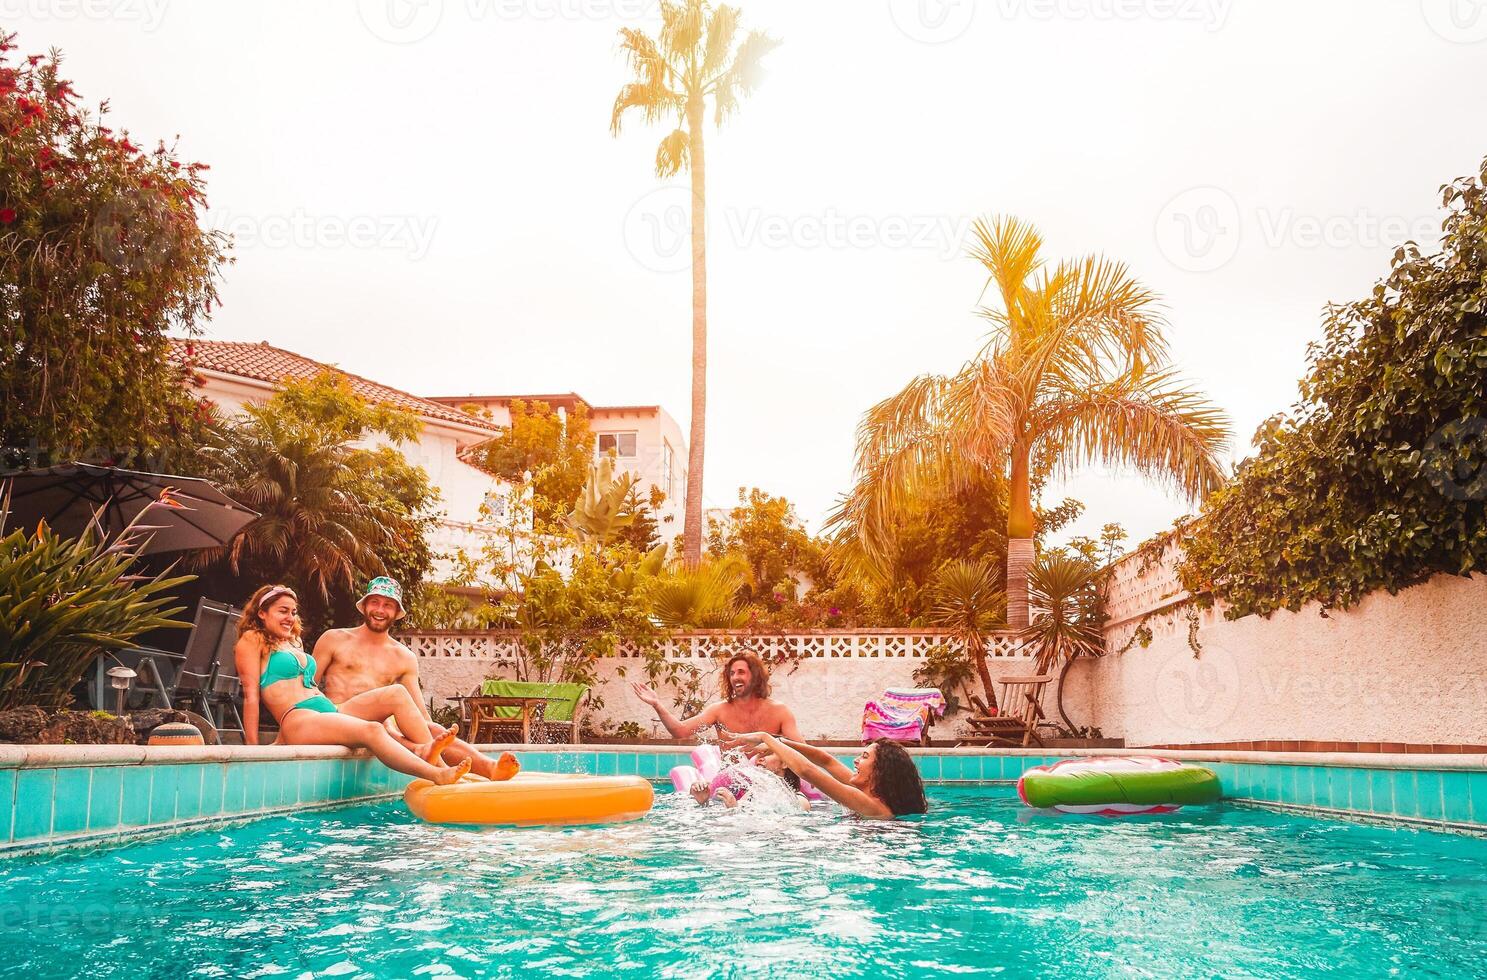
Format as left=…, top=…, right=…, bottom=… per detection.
left=233, top=584, right=470, bottom=785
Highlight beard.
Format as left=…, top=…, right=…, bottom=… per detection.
left=363, top=617, right=391, bottom=634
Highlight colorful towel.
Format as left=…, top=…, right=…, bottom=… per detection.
left=861, top=687, right=947, bottom=743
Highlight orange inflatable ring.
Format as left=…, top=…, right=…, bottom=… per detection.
left=404, top=772, right=654, bottom=826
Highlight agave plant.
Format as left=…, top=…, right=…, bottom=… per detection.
left=1021, top=552, right=1104, bottom=731
left=0, top=502, right=192, bottom=711
left=648, top=557, right=749, bottom=629
left=926, top=558, right=1007, bottom=709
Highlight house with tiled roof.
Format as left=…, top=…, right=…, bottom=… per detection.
left=170, top=339, right=507, bottom=579
left=425, top=392, right=687, bottom=535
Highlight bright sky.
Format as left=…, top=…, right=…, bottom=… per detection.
left=15, top=0, right=1487, bottom=544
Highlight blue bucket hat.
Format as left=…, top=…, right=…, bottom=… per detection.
left=357, top=576, right=406, bottom=619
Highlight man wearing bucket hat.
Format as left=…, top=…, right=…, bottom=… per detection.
left=314, top=577, right=519, bottom=781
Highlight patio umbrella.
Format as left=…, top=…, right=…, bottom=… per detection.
left=1, top=462, right=259, bottom=555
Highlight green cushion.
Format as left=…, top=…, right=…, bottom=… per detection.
left=478, top=680, right=588, bottom=722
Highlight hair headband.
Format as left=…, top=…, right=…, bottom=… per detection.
left=258, top=585, right=296, bottom=610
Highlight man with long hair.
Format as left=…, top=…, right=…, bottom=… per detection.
left=314, top=577, right=519, bottom=781
left=631, top=651, right=803, bottom=740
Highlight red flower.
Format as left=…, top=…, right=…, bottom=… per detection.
left=26, top=54, right=42, bottom=67
left=0, top=208, right=15, bottom=224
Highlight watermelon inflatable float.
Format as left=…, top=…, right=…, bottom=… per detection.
left=1017, top=757, right=1221, bottom=816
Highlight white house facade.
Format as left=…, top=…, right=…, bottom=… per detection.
left=170, top=339, right=505, bottom=580
left=425, top=393, right=688, bottom=540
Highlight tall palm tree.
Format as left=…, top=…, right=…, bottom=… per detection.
left=834, top=216, right=1231, bottom=627
left=611, top=0, right=779, bottom=568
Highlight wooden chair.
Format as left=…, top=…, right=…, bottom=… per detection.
left=958, top=674, right=1053, bottom=748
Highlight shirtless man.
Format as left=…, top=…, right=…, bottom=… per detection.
left=631, top=652, right=803, bottom=741
left=314, top=577, right=518, bottom=781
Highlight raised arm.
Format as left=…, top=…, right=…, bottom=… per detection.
left=630, top=682, right=715, bottom=739
left=725, top=730, right=853, bottom=783
left=233, top=636, right=264, bottom=746
left=757, top=734, right=891, bottom=820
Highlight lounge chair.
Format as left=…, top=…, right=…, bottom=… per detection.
left=958, top=674, right=1053, bottom=748
left=862, top=688, right=948, bottom=746
left=170, top=598, right=246, bottom=743
left=471, top=680, right=590, bottom=744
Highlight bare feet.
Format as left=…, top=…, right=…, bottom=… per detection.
left=492, top=751, right=520, bottom=781
left=468, top=750, right=521, bottom=781
left=432, top=759, right=472, bottom=786
left=419, top=724, right=461, bottom=764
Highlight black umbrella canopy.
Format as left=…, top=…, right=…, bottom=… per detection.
left=2, top=463, right=258, bottom=554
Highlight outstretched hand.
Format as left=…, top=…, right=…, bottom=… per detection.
left=630, top=681, right=662, bottom=708
left=719, top=728, right=775, bottom=760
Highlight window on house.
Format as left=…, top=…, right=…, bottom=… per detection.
left=597, top=431, right=638, bottom=458
left=661, top=441, right=674, bottom=498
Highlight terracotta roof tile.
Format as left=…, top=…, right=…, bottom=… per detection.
left=170, top=339, right=501, bottom=433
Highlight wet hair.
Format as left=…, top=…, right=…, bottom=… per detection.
left=720, top=652, right=770, bottom=703
left=237, top=584, right=302, bottom=644
left=780, top=768, right=802, bottom=793
left=867, top=738, right=928, bottom=816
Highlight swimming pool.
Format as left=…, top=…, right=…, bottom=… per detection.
left=6, top=787, right=1484, bottom=977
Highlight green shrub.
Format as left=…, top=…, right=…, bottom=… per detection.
left=1181, top=157, right=1487, bottom=618
left=0, top=520, right=191, bottom=710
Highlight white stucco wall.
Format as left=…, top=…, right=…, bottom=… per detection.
left=590, top=407, right=687, bottom=541
left=1078, top=557, right=1487, bottom=746
left=411, top=645, right=1041, bottom=741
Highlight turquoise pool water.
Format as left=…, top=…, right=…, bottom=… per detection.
left=4, top=787, right=1484, bottom=978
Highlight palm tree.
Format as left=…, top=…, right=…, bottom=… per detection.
left=1021, top=553, right=1104, bottom=732
left=926, top=557, right=1006, bottom=709
left=648, top=557, right=749, bottom=629
left=611, top=1, right=779, bottom=568
left=834, top=216, right=1231, bottom=627
left=195, top=406, right=404, bottom=626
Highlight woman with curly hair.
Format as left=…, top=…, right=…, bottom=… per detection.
left=233, top=584, right=470, bottom=785
left=723, top=731, right=927, bottom=819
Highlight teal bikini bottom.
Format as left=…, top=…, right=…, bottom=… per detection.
left=284, top=695, right=338, bottom=715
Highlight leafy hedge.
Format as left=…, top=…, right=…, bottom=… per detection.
left=1180, top=157, right=1487, bottom=618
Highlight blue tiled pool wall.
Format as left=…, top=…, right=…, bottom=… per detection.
left=534, top=751, right=1485, bottom=830
left=4, top=752, right=1483, bottom=854
left=0, top=758, right=413, bottom=855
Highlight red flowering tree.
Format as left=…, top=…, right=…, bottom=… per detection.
left=0, top=32, right=229, bottom=470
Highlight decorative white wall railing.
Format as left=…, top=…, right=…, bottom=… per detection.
left=1101, top=536, right=1189, bottom=631
left=404, top=629, right=1028, bottom=661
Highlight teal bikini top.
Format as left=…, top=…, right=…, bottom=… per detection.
left=260, top=648, right=316, bottom=690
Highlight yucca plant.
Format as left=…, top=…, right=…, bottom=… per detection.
left=0, top=507, right=192, bottom=711
left=926, top=558, right=1007, bottom=709
left=1021, top=552, right=1104, bottom=732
